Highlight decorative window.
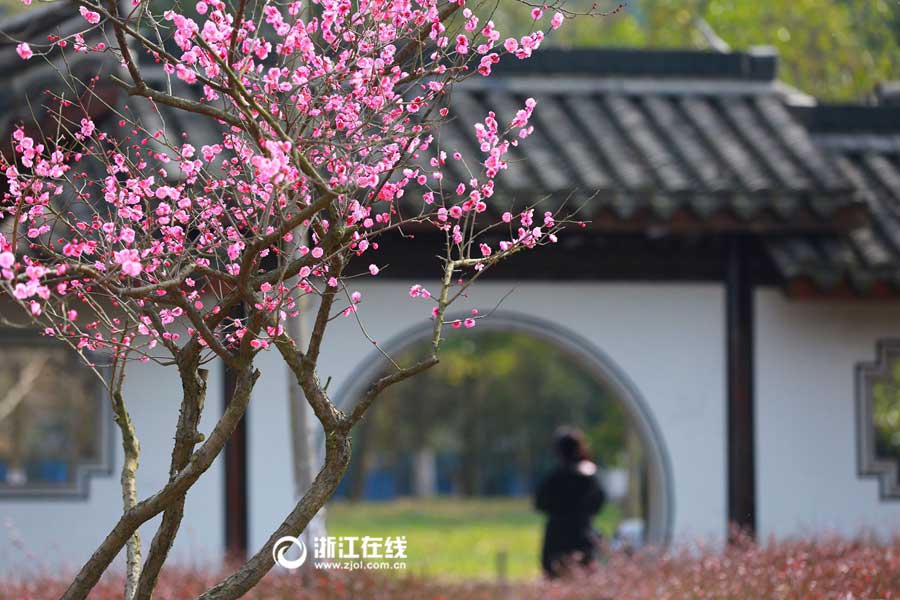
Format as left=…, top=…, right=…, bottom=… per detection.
left=856, top=340, right=900, bottom=500
left=0, top=333, right=112, bottom=498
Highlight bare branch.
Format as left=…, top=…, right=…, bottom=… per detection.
left=135, top=357, right=209, bottom=600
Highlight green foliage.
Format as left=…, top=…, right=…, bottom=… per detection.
left=353, top=331, right=633, bottom=498
left=3, top=0, right=896, bottom=100
left=488, top=0, right=900, bottom=100
left=327, top=497, right=621, bottom=580
left=872, top=357, right=900, bottom=463
left=0, top=0, right=31, bottom=18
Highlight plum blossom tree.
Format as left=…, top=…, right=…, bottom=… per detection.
left=0, top=0, right=576, bottom=597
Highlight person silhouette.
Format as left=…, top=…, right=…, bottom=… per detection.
left=535, top=427, right=607, bottom=578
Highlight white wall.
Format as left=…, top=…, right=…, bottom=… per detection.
left=1, top=280, right=731, bottom=574
left=12, top=282, right=900, bottom=573
left=247, top=281, right=728, bottom=549
left=755, top=289, right=900, bottom=539
left=0, top=358, right=225, bottom=575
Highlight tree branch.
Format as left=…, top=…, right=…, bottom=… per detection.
left=113, top=386, right=142, bottom=600
left=107, top=337, right=142, bottom=600
left=59, top=366, right=259, bottom=600
left=194, top=431, right=353, bottom=600
left=342, top=356, right=439, bottom=430
left=111, top=77, right=246, bottom=130
left=134, top=357, right=209, bottom=600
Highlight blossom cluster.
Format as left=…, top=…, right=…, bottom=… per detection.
left=1, top=0, right=567, bottom=361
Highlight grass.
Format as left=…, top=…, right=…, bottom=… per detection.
left=325, top=497, right=621, bottom=580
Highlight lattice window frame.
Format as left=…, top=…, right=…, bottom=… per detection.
left=0, top=332, right=113, bottom=500
left=856, top=340, right=900, bottom=501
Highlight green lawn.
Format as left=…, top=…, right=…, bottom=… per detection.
left=326, top=497, right=621, bottom=580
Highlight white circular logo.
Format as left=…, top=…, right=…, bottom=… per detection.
left=272, top=535, right=308, bottom=569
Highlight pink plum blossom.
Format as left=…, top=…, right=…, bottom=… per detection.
left=16, top=43, right=32, bottom=60
left=551, top=12, right=564, bottom=29
left=79, top=6, right=101, bottom=24
left=0, top=0, right=567, bottom=379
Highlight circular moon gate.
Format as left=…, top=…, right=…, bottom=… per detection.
left=333, top=311, right=675, bottom=546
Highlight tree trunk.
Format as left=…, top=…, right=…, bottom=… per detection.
left=349, top=424, right=371, bottom=501
left=195, top=432, right=352, bottom=600
left=461, top=423, right=480, bottom=496
left=412, top=447, right=437, bottom=498
left=625, top=425, right=643, bottom=519
left=286, top=232, right=327, bottom=547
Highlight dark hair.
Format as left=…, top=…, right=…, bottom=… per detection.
left=555, top=427, right=590, bottom=464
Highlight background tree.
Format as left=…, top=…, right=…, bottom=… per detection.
left=350, top=332, right=638, bottom=499
left=872, top=357, right=900, bottom=465
left=4, top=0, right=897, bottom=99
left=490, top=0, right=900, bottom=100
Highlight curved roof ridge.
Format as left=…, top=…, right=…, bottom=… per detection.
left=489, top=47, right=779, bottom=81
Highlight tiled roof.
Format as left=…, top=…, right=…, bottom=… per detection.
left=433, top=49, right=862, bottom=230
left=765, top=106, right=900, bottom=295
left=2, top=2, right=899, bottom=295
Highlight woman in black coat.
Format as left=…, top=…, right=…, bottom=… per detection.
left=535, top=427, right=607, bottom=578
